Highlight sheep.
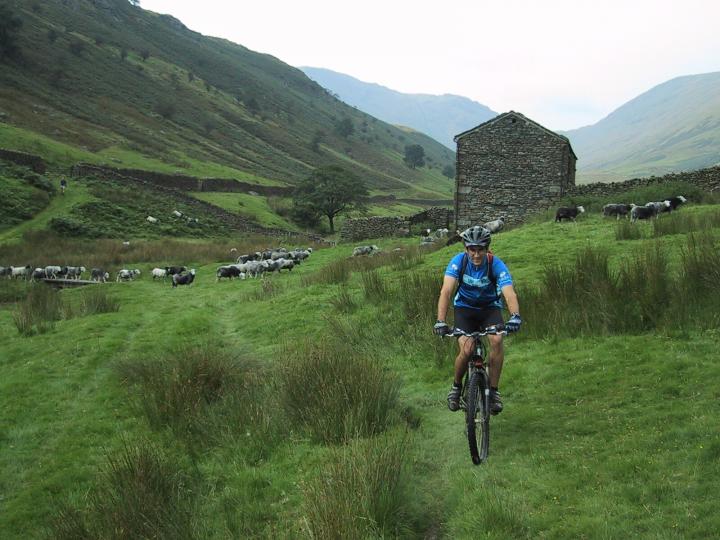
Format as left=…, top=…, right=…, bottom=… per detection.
left=91, top=268, right=109, bottom=282
left=152, top=267, right=168, bottom=280
left=165, top=266, right=187, bottom=276
left=44, top=265, right=62, bottom=279
left=288, top=249, right=311, bottom=262
left=31, top=268, right=47, bottom=281
left=11, top=265, right=32, bottom=280
left=352, top=245, right=381, bottom=257
left=216, top=265, right=242, bottom=281
left=266, top=258, right=295, bottom=273
left=555, top=206, right=585, bottom=222
left=117, top=269, right=141, bottom=282
left=433, top=228, right=450, bottom=239
left=483, top=218, right=505, bottom=233
left=172, top=210, right=183, bottom=218
left=645, top=201, right=672, bottom=214
left=122, top=241, right=130, bottom=247
left=65, top=266, right=86, bottom=280
left=146, top=216, right=158, bottom=224
left=243, top=260, right=270, bottom=278
left=666, top=195, right=687, bottom=211
left=602, top=204, right=632, bottom=220
left=0, top=267, right=11, bottom=278
left=172, top=269, right=196, bottom=288
left=630, top=204, right=659, bottom=222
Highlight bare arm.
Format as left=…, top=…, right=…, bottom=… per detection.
left=501, top=284, right=520, bottom=315
left=436, top=275, right=458, bottom=322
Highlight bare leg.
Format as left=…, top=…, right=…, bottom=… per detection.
left=487, top=335, right=504, bottom=388
left=453, top=336, right=474, bottom=385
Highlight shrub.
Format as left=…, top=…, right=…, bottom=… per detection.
left=116, top=343, right=274, bottom=454
left=615, top=220, right=643, bottom=240
left=77, top=286, right=120, bottom=315
left=302, top=432, right=410, bottom=539
left=12, top=284, right=64, bottom=336
left=49, top=217, right=93, bottom=237
left=51, top=440, right=198, bottom=540
left=278, top=338, right=400, bottom=443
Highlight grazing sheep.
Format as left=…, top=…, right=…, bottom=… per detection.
left=555, top=206, right=585, bottom=223
left=146, top=216, right=158, bottom=224
left=216, top=265, right=242, bottom=281
left=483, top=218, right=505, bottom=234
left=10, top=265, right=32, bottom=280
left=602, top=204, right=632, bottom=220
left=172, top=269, right=196, bottom=288
left=352, top=245, right=381, bottom=257
left=91, top=268, right=110, bottom=282
left=151, top=267, right=168, bottom=280
left=165, top=266, right=187, bottom=276
left=172, top=210, right=183, bottom=218
left=117, top=269, right=141, bottom=282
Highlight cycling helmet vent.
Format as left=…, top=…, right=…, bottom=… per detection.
left=460, top=225, right=491, bottom=247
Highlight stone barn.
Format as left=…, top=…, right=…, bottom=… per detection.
left=453, top=111, right=576, bottom=228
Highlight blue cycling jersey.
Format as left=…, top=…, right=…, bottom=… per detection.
left=445, top=252, right=513, bottom=309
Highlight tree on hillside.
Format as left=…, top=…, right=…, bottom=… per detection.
left=292, top=165, right=368, bottom=232
left=404, top=144, right=425, bottom=169
left=0, top=5, right=23, bottom=60
left=442, top=164, right=456, bottom=179
left=335, top=117, right=354, bottom=139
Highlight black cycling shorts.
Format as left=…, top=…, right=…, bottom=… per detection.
left=453, top=306, right=504, bottom=333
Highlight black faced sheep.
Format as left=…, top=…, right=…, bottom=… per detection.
left=602, top=204, right=632, bottom=220
left=165, top=266, right=187, bottom=276
left=555, top=206, right=585, bottom=222
left=91, top=268, right=109, bottom=282
left=172, top=269, right=196, bottom=287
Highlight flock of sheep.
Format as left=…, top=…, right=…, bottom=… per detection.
left=555, top=195, right=688, bottom=223
left=215, top=247, right=314, bottom=280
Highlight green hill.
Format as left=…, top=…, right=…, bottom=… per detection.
left=0, top=0, right=454, bottom=200
left=1, top=195, right=719, bottom=537
left=564, top=72, right=720, bottom=182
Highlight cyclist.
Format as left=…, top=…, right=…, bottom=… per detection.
left=433, top=225, right=521, bottom=414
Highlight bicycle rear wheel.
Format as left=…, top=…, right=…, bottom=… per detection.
left=465, top=369, right=490, bottom=465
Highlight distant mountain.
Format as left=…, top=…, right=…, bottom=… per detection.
left=0, top=0, right=454, bottom=199
left=564, top=72, right=720, bottom=182
left=301, top=67, right=498, bottom=149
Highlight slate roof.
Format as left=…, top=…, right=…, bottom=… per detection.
left=454, top=111, right=577, bottom=159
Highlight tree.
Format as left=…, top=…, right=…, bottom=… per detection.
left=442, top=164, right=456, bottom=179
left=293, top=165, right=368, bottom=232
left=404, top=144, right=425, bottom=169
left=0, top=5, right=23, bottom=60
left=334, top=117, right=354, bottom=138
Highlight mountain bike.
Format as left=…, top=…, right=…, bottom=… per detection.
left=444, top=325, right=508, bottom=465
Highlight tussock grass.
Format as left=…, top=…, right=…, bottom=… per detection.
left=329, top=288, right=356, bottom=312
left=302, top=432, right=410, bottom=539
left=616, top=219, right=643, bottom=240
left=278, top=338, right=400, bottom=444
left=12, top=284, right=64, bottom=335
left=76, top=286, right=120, bottom=315
left=243, top=274, right=283, bottom=301
left=117, top=343, right=274, bottom=455
left=302, top=258, right=351, bottom=286
left=0, top=278, right=28, bottom=303
left=50, top=440, right=197, bottom=540
left=653, top=209, right=720, bottom=237
left=522, top=235, right=720, bottom=337
left=361, top=269, right=388, bottom=303
left=0, top=231, right=272, bottom=270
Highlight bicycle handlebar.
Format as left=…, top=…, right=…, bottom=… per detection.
left=441, top=324, right=511, bottom=338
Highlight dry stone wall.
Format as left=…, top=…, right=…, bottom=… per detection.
left=0, top=149, right=47, bottom=173
left=340, top=207, right=452, bottom=241
left=567, top=167, right=720, bottom=198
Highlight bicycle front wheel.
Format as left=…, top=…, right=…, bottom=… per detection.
left=465, top=369, right=490, bottom=465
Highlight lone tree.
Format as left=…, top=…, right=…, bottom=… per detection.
left=293, top=165, right=368, bottom=232
left=334, top=117, right=354, bottom=138
left=404, top=144, right=425, bottom=169
left=442, top=164, right=456, bottom=179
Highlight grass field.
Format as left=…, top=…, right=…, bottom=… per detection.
left=1, top=205, right=719, bottom=538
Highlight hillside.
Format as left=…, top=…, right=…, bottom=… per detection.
left=565, top=71, right=720, bottom=182
left=301, top=67, right=498, bottom=149
left=1, top=193, right=719, bottom=537
left=0, top=0, right=454, bottom=200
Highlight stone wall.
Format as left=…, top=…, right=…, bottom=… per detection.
left=0, top=149, right=47, bottom=173
left=340, top=207, right=452, bottom=241
left=455, top=112, right=575, bottom=228
left=70, top=163, right=293, bottom=196
left=566, top=167, right=720, bottom=198
left=70, top=164, right=324, bottom=242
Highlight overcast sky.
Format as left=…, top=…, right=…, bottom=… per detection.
left=140, top=0, right=720, bottom=131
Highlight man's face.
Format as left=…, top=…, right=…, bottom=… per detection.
left=465, top=245, right=487, bottom=265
